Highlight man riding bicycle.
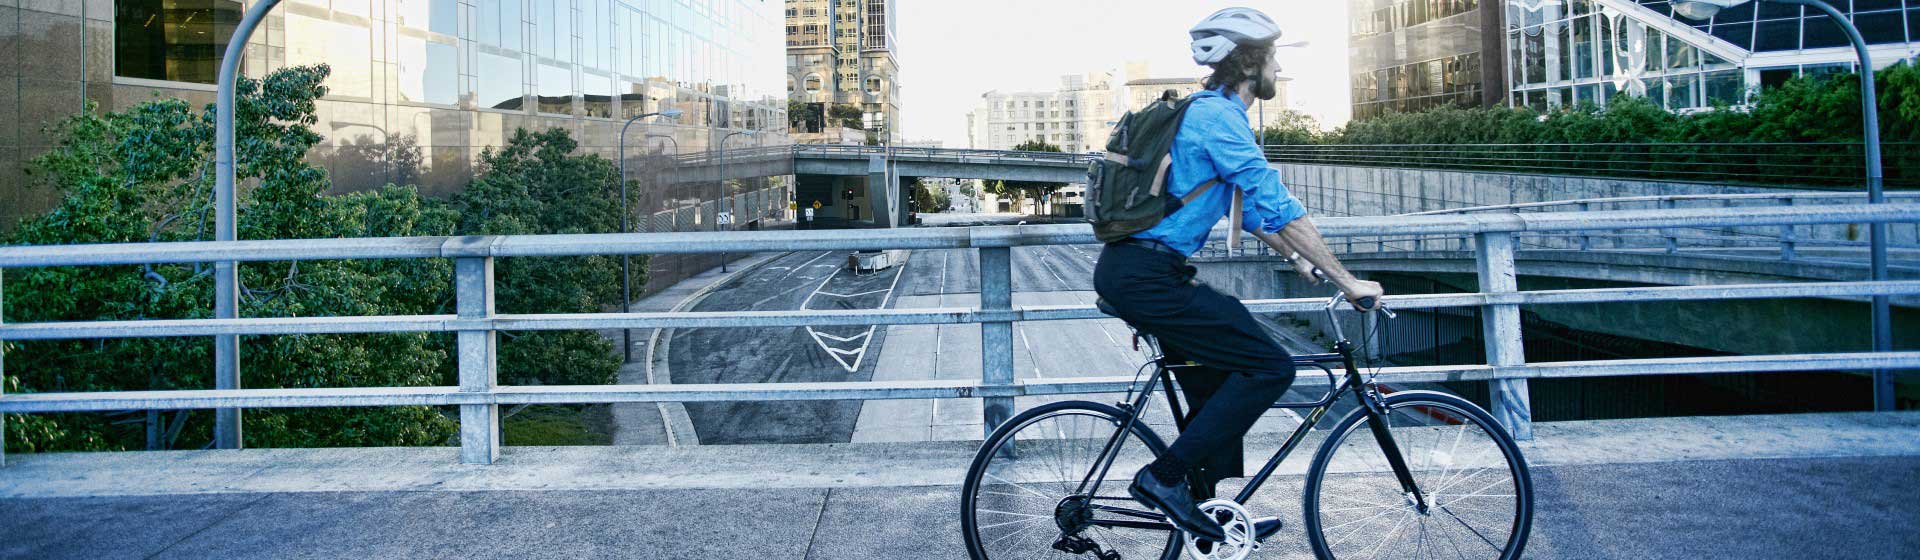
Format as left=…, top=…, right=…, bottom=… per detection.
left=1093, top=7, right=1385, bottom=544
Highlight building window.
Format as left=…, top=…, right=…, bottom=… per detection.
left=116, top=0, right=243, bottom=84
left=805, top=75, right=823, bottom=94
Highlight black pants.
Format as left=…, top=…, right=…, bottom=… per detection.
left=1092, top=242, right=1296, bottom=494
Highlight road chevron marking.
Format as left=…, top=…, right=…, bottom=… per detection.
left=816, top=288, right=893, bottom=298
left=811, top=330, right=874, bottom=343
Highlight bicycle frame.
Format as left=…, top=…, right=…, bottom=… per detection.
left=1071, top=316, right=1431, bottom=533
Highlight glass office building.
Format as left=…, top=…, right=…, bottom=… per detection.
left=1350, top=0, right=1509, bottom=119
left=3, top=0, right=791, bottom=242
left=1505, top=0, right=1920, bottom=111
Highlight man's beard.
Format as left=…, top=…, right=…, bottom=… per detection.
left=1254, top=75, right=1278, bottom=101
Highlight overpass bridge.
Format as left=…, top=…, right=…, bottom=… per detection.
left=2, top=200, right=1918, bottom=558
left=658, top=145, right=1091, bottom=228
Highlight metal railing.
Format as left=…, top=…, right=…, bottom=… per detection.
left=3, top=204, right=1920, bottom=465
left=1261, top=143, right=1920, bottom=189
left=793, top=144, right=1091, bottom=166
left=1202, top=192, right=1920, bottom=265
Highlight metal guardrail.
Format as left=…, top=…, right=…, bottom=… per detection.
left=1262, top=142, right=1920, bottom=189
left=793, top=144, right=1092, bottom=166
left=3, top=204, right=1920, bottom=465
left=1203, top=192, right=1920, bottom=264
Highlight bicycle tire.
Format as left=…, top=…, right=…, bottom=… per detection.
left=960, top=400, right=1182, bottom=560
left=1303, top=390, right=1534, bottom=560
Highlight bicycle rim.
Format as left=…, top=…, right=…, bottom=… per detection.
left=961, top=402, right=1180, bottom=560
left=1305, top=393, right=1532, bottom=560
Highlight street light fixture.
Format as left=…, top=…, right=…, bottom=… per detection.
left=718, top=130, right=758, bottom=273
left=615, top=109, right=684, bottom=363
left=1672, top=0, right=1893, bottom=410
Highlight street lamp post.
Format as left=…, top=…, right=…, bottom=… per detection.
left=614, top=110, right=683, bottom=363
left=209, top=0, right=287, bottom=449
left=1676, top=0, right=1894, bottom=410
left=718, top=130, right=757, bottom=273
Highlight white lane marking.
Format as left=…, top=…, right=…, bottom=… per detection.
left=781, top=251, right=835, bottom=281
left=803, top=253, right=909, bottom=373
left=1018, top=325, right=1042, bottom=380
left=817, top=288, right=892, bottom=298
left=1033, top=246, right=1071, bottom=288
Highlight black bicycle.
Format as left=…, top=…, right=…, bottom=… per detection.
left=960, top=293, right=1534, bottom=560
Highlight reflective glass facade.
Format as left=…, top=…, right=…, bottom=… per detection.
left=1506, top=0, right=1920, bottom=112
left=1350, top=0, right=1508, bottom=119
left=6, top=1, right=794, bottom=287
left=95, top=0, right=788, bottom=195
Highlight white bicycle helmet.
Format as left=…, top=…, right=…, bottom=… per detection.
left=1189, top=7, right=1282, bottom=66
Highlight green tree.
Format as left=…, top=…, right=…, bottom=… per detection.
left=449, top=128, right=627, bottom=388
left=829, top=104, right=865, bottom=130
left=3, top=65, right=457, bottom=452
left=913, top=179, right=951, bottom=214
left=787, top=100, right=824, bottom=132
left=991, top=140, right=1068, bottom=214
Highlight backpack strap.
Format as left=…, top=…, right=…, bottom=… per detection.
left=1226, top=187, right=1243, bottom=255
left=1180, top=178, right=1219, bottom=205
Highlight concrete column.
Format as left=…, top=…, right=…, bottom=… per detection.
left=1476, top=232, right=1533, bottom=440
left=866, top=156, right=895, bottom=228
left=980, top=246, right=1015, bottom=437
left=456, top=257, right=501, bottom=464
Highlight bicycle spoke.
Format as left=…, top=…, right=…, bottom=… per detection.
left=1310, top=397, right=1528, bottom=560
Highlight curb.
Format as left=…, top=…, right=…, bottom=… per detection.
left=644, top=252, right=795, bottom=446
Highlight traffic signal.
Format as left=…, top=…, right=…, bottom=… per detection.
left=844, top=187, right=856, bottom=200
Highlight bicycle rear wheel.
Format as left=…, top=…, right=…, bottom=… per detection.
left=960, top=400, right=1181, bottom=560
left=1304, top=390, right=1533, bottom=560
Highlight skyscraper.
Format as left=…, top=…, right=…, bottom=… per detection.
left=784, top=0, right=901, bottom=143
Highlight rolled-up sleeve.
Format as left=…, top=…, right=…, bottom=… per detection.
left=1192, top=100, right=1308, bottom=234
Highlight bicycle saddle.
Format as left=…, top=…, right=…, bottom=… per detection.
left=1094, top=297, right=1122, bottom=318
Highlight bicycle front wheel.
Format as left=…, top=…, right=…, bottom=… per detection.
left=1304, top=390, right=1533, bottom=560
left=960, top=400, right=1181, bottom=560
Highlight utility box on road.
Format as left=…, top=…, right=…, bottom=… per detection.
left=849, top=250, right=908, bottom=274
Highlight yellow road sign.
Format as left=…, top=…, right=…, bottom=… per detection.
left=812, top=200, right=823, bottom=209
left=789, top=202, right=798, bottom=210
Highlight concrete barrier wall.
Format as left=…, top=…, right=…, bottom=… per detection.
left=1275, top=163, right=1920, bottom=247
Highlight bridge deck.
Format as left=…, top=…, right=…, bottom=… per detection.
left=3, top=411, right=1915, bottom=559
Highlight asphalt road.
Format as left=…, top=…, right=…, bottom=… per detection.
left=8, top=455, right=1914, bottom=559
left=669, top=237, right=1390, bottom=445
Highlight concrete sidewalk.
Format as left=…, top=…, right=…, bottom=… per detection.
left=6, top=455, right=1914, bottom=559
left=2, top=412, right=1917, bottom=558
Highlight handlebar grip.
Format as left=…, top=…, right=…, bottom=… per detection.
left=1355, top=296, right=1378, bottom=310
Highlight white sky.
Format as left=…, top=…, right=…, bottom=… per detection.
left=894, top=0, right=1352, bottom=147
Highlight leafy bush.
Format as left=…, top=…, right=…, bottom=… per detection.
left=4, top=65, right=634, bottom=453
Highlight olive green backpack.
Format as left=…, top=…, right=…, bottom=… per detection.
left=1084, top=91, right=1223, bottom=243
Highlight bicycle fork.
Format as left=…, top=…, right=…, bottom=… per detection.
left=1340, top=339, right=1431, bottom=514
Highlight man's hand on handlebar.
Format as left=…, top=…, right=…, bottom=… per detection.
left=1342, top=278, right=1385, bottom=312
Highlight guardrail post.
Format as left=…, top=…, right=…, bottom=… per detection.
left=1578, top=202, right=1593, bottom=251
left=1475, top=232, right=1533, bottom=441
left=1, top=269, right=7, bottom=466
left=1779, top=197, right=1797, bottom=261
left=456, top=257, right=500, bottom=464
left=1660, top=199, right=1678, bottom=254
left=980, top=246, right=1015, bottom=438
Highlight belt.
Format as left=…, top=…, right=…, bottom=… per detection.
left=1112, top=238, right=1187, bottom=259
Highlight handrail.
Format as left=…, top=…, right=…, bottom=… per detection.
left=3, top=204, right=1911, bottom=267
left=4, top=204, right=1920, bottom=464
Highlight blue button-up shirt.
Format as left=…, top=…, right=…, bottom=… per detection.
left=1132, top=88, right=1308, bottom=256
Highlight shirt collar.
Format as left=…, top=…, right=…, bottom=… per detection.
left=1198, top=86, right=1244, bottom=107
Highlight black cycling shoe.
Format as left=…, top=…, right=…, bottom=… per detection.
left=1129, top=467, right=1227, bottom=542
